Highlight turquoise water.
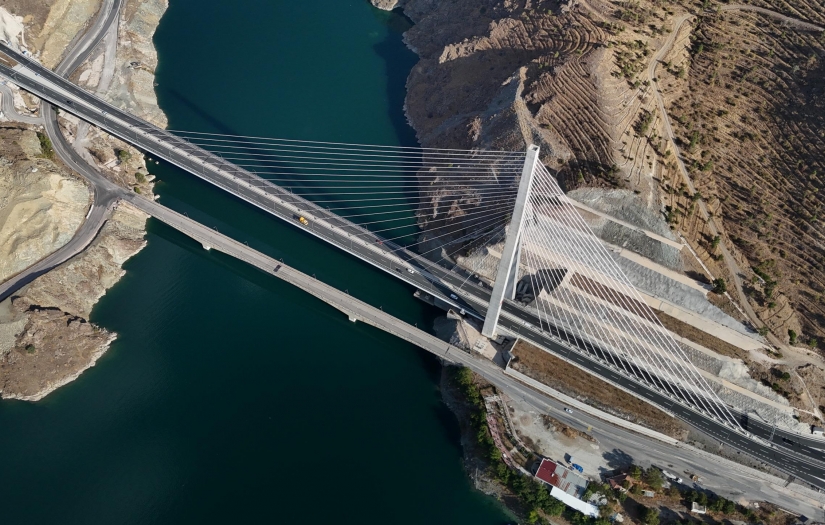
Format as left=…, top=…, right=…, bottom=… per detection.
left=0, top=1, right=511, bottom=523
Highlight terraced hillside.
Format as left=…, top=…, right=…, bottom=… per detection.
left=398, top=0, right=825, bottom=352
left=660, top=3, right=825, bottom=344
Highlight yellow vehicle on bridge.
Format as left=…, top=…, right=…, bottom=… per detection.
left=298, top=216, right=309, bottom=226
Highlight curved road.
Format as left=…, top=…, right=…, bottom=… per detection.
left=0, top=82, right=43, bottom=124
left=0, top=0, right=122, bottom=302
left=5, top=46, right=825, bottom=493
left=720, top=4, right=824, bottom=32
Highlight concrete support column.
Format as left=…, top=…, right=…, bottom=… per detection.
left=482, top=144, right=540, bottom=338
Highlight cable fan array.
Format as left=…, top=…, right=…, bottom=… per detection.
left=170, top=130, right=526, bottom=263
left=165, top=130, right=738, bottom=428
left=516, top=162, right=741, bottom=429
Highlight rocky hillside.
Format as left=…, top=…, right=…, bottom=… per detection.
left=661, top=6, right=825, bottom=344
left=374, top=0, right=825, bottom=351
left=0, top=0, right=167, bottom=401
left=0, top=202, right=148, bottom=401
left=0, top=125, right=90, bottom=283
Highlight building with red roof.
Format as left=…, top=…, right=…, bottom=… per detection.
left=534, top=458, right=589, bottom=498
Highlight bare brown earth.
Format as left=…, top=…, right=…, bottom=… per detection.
left=661, top=5, right=825, bottom=346
left=654, top=310, right=749, bottom=361
left=0, top=0, right=166, bottom=401
left=0, top=306, right=114, bottom=401
left=0, top=202, right=148, bottom=401
left=398, top=0, right=825, bottom=368
left=510, top=339, right=687, bottom=438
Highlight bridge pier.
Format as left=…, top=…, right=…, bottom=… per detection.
left=202, top=243, right=211, bottom=251
left=348, top=315, right=358, bottom=323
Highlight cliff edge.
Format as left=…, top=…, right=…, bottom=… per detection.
left=0, top=0, right=168, bottom=401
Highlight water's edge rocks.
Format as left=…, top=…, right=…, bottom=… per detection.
left=0, top=0, right=168, bottom=401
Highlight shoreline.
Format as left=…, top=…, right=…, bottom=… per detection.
left=0, top=0, right=168, bottom=401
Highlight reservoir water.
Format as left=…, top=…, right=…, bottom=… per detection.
left=0, top=0, right=511, bottom=523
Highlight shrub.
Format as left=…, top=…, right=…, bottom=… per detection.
left=24, top=344, right=35, bottom=354
left=117, top=149, right=132, bottom=163
left=644, top=468, right=663, bottom=490
left=788, top=329, right=798, bottom=345
left=37, top=132, right=55, bottom=159
left=641, top=506, right=660, bottom=525
left=134, top=172, right=146, bottom=184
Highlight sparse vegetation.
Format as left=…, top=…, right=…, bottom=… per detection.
left=37, top=132, right=54, bottom=159
left=665, top=9, right=825, bottom=343
left=511, top=341, right=685, bottom=437
left=117, top=149, right=132, bottom=163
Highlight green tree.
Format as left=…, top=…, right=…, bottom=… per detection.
left=712, top=278, right=727, bottom=294
left=642, top=506, right=660, bottom=525
left=788, top=329, right=798, bottom=345
left=37, top=132, right=55, bottom=159
left=117, top=149, right=132, bottom=163
left=628, top=464, right=642, bottom=478
left=644, top=468, right=663, bottom=490
left=544, top=497, right=565, bottom=516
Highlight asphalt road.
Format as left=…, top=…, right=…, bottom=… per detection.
left=0, top=1, right=122, bottom=303
left=2, top=43, right=824, bottom=491
left=122, top=191, right=825, bottom=517
left=0, top=81, right=43, bottom=123
left=55, top=0, right=123, bottom=77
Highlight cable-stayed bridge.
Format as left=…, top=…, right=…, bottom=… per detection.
left=3, top=44, right=825, bottom=490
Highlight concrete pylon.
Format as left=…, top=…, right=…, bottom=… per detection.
left=482, top=144, right=540, bottom=338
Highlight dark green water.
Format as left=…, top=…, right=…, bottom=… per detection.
left=0, top=1, right=511, bottom=523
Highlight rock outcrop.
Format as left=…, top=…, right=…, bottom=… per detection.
left=0, top=126, right=91, bottom=283
left=0, top=0, right=168, bottom=401
left=18, top=202, right=148, bottom=319
left=0, top=202, right=148, bottom=401
left=370, top=0, right=405, bottom=11
left=36, top=0, right=102, bottom=67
